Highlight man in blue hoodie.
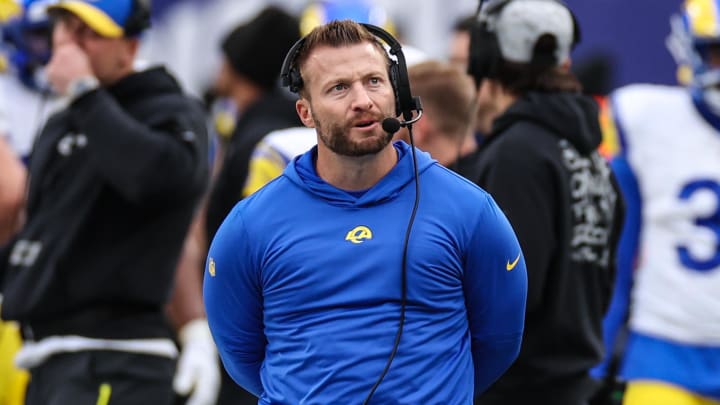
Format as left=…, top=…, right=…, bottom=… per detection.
left=204, top=20, right=527, bottom=404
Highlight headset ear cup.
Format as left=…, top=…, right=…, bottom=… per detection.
left=467, top=23, right=483, bottom=85
left=124, top=0, right=151, bottom=37
left=290, top=69, right=303, bottom=93
left=468, top=24, right=501, bottom=85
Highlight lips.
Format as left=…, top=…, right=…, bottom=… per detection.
left=354, top=120, right=375, bottom=128
left=352, top=116, right=381, bottom=128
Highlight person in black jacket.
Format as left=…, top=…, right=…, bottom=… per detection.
left=204, top=7, right=302, bottom=239
left=468, top=1, right=624, bottom=404
left=0, top=1, right=209, bottom=404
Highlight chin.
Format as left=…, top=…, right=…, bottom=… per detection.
left=331, top=134, right=390, bottom=157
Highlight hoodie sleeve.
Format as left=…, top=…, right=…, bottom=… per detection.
left=70, top=88, right=207, bottom=204
left=464, top=194, right=527, bottom=395
left=204, top=206, right=265, bottom=397
left=478, top=136, right=557, bottom=317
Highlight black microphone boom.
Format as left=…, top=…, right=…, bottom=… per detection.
left=382, top=118, right=402, bottom=135
left=382, top=109, right=424, bottom=135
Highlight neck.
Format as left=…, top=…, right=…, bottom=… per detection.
left=459, top=132, right=478, bottom=156
left=481, top=85, right=518, bottom=136
left=497, top=88, right=518, bottom=114
left=433, top=132, right=477, bottom=167
left=315, top=142, right=398, bottom=191
left=99, top=65, right=134, bottom=87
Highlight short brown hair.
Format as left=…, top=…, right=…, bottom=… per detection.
left=408, top=61, right=477, bottom=140
left=293, top=20, right=390, bottom=97
left=494, top=35, right=582, bottom=94
left=496, top=61, right=582, bottom=94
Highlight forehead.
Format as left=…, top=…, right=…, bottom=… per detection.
left=302, top=42, right=388, bottom=84
left=52, top=11, right=105, bottom=38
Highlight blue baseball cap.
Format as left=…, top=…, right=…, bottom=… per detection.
left=48, top=0, right=136, bottom=38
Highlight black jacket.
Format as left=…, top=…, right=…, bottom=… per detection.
left=205, top=89, right=300, bottom=240
left=0, top=67, right=208, bottom=340
left=474, top=92, right=623, bottom=403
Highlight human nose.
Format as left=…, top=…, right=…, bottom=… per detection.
left=349, top=83, right=373, bottom=111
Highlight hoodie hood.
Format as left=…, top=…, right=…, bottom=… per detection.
left=492, top=92, right=601, bottom=155
left=105, top=66, right=184, bottom=102
left=284, top=141, right=435, bottom=208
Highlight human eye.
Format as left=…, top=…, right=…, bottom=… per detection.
left=328, top=83, right=348, bottom=93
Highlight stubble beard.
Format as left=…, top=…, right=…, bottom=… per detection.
left=313, top=111, right=394, bottom=157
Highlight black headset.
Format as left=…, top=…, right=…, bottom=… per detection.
left=467, top=0, right=581, bottom=85
left=123, top=0, right=151, bottom=37
left=280, top=23, right=421, bottom=122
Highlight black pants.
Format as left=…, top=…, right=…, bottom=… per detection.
left=216, top=363, right=257, bottom=405
left=25, top=351, right=176, bottom=405
left=475, top=374, right=600, bottom=405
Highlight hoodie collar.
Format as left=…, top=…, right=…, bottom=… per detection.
left=284, top=141, right=435, bottom=207
left=105, top=66, right=183, bottom=102
left=491, top=92, right=601, bottom=155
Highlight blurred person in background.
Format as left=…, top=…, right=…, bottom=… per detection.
left=203, top=5, right=301, bottom=244
left=0, top=2, right=58, bottom=403
left=448, top=14, right=474, bottom=71
left=393, top=59, right=480, bottom=178
left=596, top=0, right=720, bottom=404
left=0, top=129, right=26, bottom=405
left=0, top=0, right=61, bottom=164
left=468, top=1, right=624, bottom=404
left=0, top=0, right=212, bottom=404
left=299, top=0, right=395, bottom=37
left=172, top=6, right=301, bottom=404
left=448, top=13, right=491, bottom=147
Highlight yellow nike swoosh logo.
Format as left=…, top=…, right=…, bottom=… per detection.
left=506, top=254, right=521, bottom=271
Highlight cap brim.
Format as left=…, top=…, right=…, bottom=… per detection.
left=49, top=1, right=124, bottom=38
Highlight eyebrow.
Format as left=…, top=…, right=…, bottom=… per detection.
left=318, top=69, right=388, bottom=89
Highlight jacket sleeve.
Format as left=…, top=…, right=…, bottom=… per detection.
left=203, top=206, right=264, bottom=397
left=70, top=89, right=207, bottom=203
left=479, top=138, right=557, bottom=317
left=464, top=194, right=527, bottom=395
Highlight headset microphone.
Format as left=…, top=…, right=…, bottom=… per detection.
left=382, top=118, right=401, bottom=135
left=381, top=110, right=424, bottom=135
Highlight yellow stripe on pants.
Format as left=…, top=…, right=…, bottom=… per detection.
left=96, top=383, right=112, bottom=405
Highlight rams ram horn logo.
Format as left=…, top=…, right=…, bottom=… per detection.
left=345, top=226, right=373, bottom=244
left=208, top=257, right=216, bottom=277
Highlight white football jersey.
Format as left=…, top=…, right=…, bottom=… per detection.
left=614, top=84, right=720, bottom=345
left=242, top=127, right=317, bottom=197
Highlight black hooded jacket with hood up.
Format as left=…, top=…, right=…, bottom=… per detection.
left=473, top=92, right=624, bottom=402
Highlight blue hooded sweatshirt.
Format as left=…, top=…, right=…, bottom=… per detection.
left=204, top=141, right=527, bottom=404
